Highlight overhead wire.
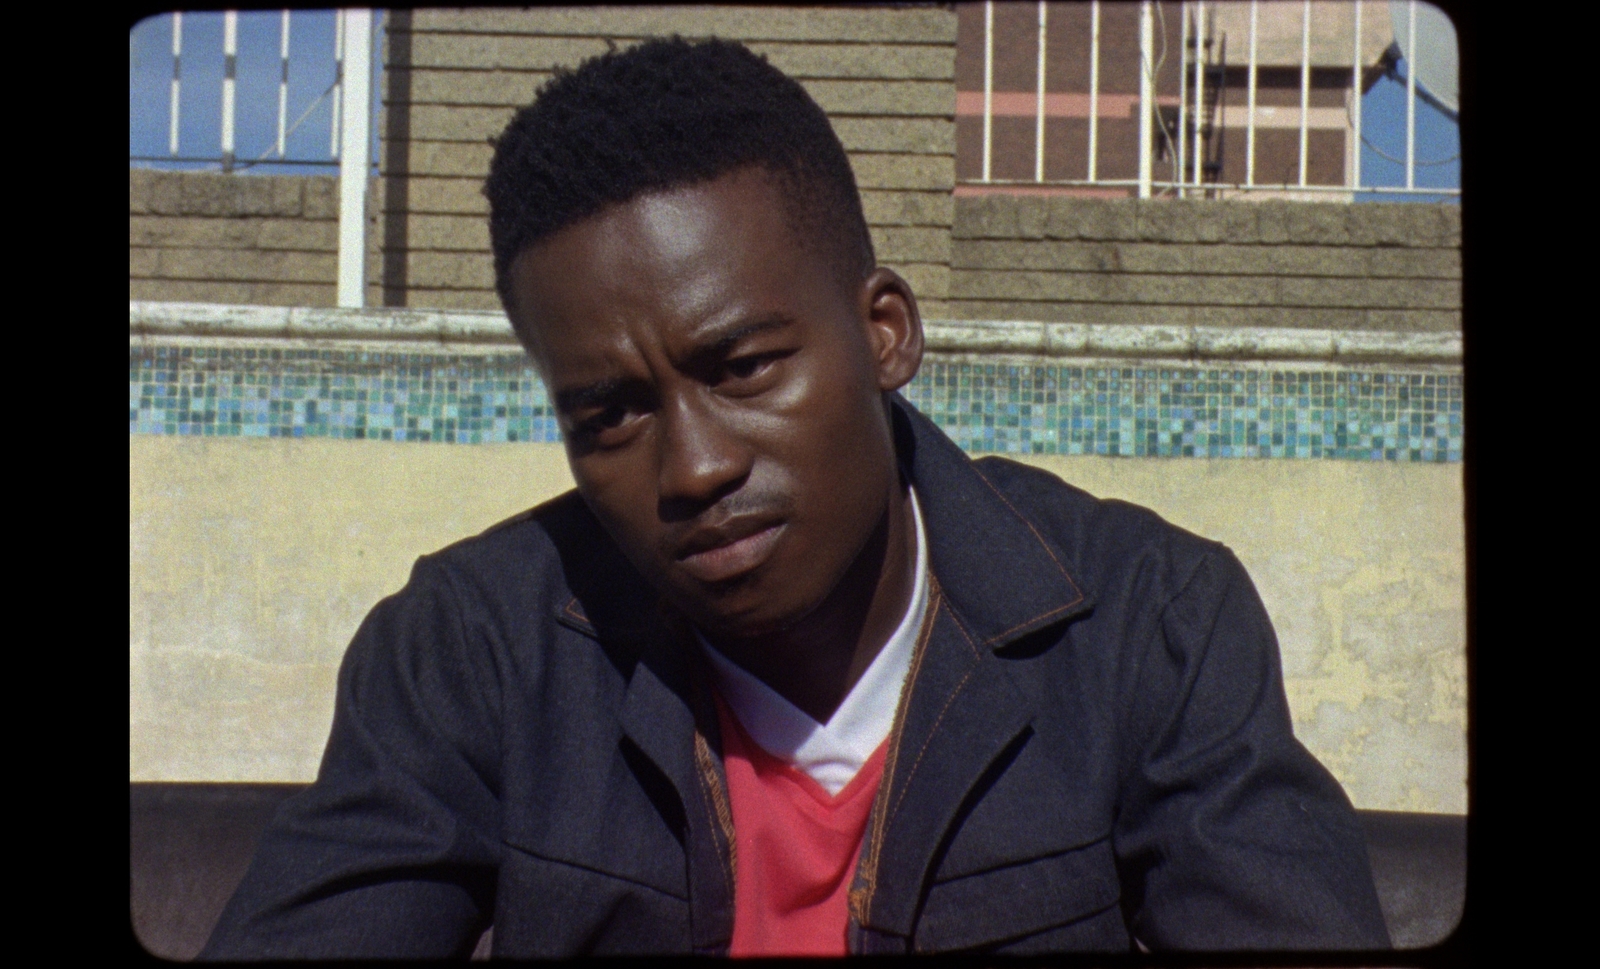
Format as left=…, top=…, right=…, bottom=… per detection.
left=1345, top=57, right=1460, bottom=169
left=1139, top=1, right=1182, bottom=196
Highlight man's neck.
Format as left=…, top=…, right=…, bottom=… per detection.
left=704, top=482, right=919, bottom=725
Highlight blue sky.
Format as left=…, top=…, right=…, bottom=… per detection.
left=1354, top=56, right=1460, bottom=204
left=130, top=10, right=1458, bottom=200
left=129, top=11, right=380, bottom=174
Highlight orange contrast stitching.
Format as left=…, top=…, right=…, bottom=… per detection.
left=886, top=599, right=979, bottom=823
left=692, top=728, right=737, bottom=895
left=562, top=597, right=589, bottom=624
left=852, top=575, right=943, bottom=927
left=971, top=467, right=1084, bottom=597
left=978, top=602, right=1078, bottom=647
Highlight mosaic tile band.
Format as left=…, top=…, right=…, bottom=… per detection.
left=128, top=344, right=1462, bottom=462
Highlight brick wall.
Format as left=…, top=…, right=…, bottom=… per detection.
left=377, top=5, right=958, bottom=313
left=129, top=169, right=360, bottom=307
left=948, top=196, right=1461, bottom=331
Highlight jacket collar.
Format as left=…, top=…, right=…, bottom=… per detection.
left=888, top=393, right=1092, bottom=647
left=850, top=396, right=1096, bottom=945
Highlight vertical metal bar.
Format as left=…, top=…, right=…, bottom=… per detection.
left=1246, top=0, right=1257, bottom=187
left=221, top=10, right=237, bottom=173
left=1351, top=0, right=1362, bottom=189
left=168, top=13, right=182, bottom=155
left=1298, top=0, right=1310, bottom=187
left=1177, top=3, right=1188, bottom=197
left=982, top=0, right=994, bottom=182
left=1088, top=0, right=1100, bottom=182
left=1035, top=1, right=1048, bottom=181
left=1194, top=1, right=1206, bottom=191
left=1405, top=0, right=1417, bottom=190
left=331, top=10, right=345, bottom=158
left=337, top=9, right=373, bottom=308
left=277, top=11, right=290, bottom=157
left=1138, top=1, right=1154, bottom=198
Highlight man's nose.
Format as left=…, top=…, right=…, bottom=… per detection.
left=655, top=391, right=752, bottom=516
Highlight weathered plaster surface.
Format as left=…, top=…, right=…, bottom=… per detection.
left=1018, top=454, right=1466, bottom=813
left=130, top=436, right=576, bottom=782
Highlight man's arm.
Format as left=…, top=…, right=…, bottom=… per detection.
left=200, top=557, right=504, bottom=959
left=1111, top=545, right=1391, bottom=950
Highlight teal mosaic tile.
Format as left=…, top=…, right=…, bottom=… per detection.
left=903, top=360, right=1463, bottom=462
left=129, top=345, right=1462, bottom=462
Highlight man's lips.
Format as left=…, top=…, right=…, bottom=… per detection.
left=675, top=521, right=787, bottom=584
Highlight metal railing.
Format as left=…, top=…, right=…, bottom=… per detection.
left=131, top=9, right=375, bottom=308
left=969, top=0, right=1460, bottom=200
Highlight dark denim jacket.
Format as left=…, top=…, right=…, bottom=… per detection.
left=203, top=397, right=1390, bottom=958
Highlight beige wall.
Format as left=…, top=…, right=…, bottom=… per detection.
left=949, top=195, right=1462, bottom=331
left=129, top=433, right=1464, bottom=813
left=130, top=171, right=352, bottom=307
left=130, top=5, right=1461, bottom=339
left=379, top=5, right=958, bottom=313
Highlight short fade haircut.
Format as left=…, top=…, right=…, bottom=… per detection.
left=483, top=36, right=876, bottom=320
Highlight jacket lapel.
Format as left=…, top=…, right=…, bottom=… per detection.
left=547, top=500, right=736, bottom=955
left=850, top=398, right=1096, bottom=949
left=613, top=624, right=737, bottom=955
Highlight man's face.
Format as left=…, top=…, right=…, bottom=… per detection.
left=507, top=167, right=921, bottom=639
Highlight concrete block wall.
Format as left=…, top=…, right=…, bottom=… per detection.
left=948, top=195, right=1462, bottom=331
left=378, top=6, right=958, bottom=314
left=129, top=6, right=1463, bottom=336
left=130, top=170, right=354, bottom=307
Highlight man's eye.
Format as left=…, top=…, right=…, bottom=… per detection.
left=721, top=352, right=788, bottom=385
left=724, top=356, right=768, bottom=380
left=579, top=404, right=639, bottom=436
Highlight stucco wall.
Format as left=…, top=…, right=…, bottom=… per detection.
left=129, top=433, right=1465, bottom=813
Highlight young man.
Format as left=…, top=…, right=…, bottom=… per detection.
left=203, top=38, right=1389, bottom=957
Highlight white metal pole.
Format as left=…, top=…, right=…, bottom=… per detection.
left=1088, top=0, right=1101, bottom=181
left=277, top=11, right=290, bottom=157
left=1246, top=0, right=1257, bottom=187
left=1035, top=1, right=1048, bottom=181
left=1177, top=4, right=1188, bottom=197
left=1405, top=0, right=1417, bottom=189
left=982, top=1, right=994, bottom=182
left=331, top=10, right=344, bottom=157
left=168, top=13, right=182, bottom=155
left=1351, top=0, right=1362, bottom=189
left=337, top=8, right=373, bottom=309
left=221, top=10, right=237, bottom=172
left=1298, top=0, right=1310, bottom=187
left=1138, top=1, right=1154, bottom=198
left=1194, top=2, right=1206, bottom=191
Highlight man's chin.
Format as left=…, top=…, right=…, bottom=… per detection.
left=670, top=577, right=813, bottom=642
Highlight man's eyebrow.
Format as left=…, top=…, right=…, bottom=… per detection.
left=554, top=315, right=795, bottom=412
left=554, top=377, right=633, bottom=414
left=683, top=313, right=796, bottom=366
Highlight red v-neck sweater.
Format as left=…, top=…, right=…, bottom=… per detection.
left=714, top=696, right=889, bottom=957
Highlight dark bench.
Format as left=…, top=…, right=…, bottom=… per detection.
left=130, top=783, right=1464, bottom=959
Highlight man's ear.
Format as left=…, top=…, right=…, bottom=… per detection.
left=859, top=267, right=924, bottom=393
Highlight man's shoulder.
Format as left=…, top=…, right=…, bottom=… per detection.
left=413, top=489, right=653, bottom=631
left=965, top=455, right=1228, bottom=592
left=423, top=488, right=587, bottom=571
left=402, top=489, right=604, bottom=606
